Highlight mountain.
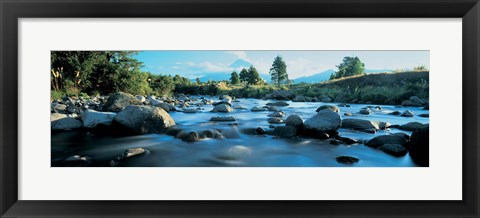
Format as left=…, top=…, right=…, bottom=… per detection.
left=191, top=72, right=271, bottom=83
left=229, top=59, right=253, bottom=69
left=293, top=69, right=335, bottom=84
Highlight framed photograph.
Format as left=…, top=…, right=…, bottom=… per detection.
left=1, top=0, right=479, bottom=217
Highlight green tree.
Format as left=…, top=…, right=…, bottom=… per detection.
left=149, top=74, right=175, bottom=96
left=195, top=77, right=201, bottom=84
left=239, top=68, right=249, bottom=83
left=269, top=56, right=288, bottom=86
left=329, top=56, right=365, bottom=80
left=246, top=66, right=262, bottom=85
left=230, top=71, right=240, bottom=85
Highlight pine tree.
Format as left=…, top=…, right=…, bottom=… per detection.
left=330, top=56, right=365, bottom=80
left=230, top=71, right=240, bottom=84
left=269, top=56, right=288, bottom=86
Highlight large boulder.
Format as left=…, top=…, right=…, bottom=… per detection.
left=51, top=113, right=83, bottom=130
left=156, top=102, right=177, bottom=112
left=409, top=125, right=429, bottom=166
left=81, top=110, right=117, bottom=128
left=211, top=104, right=233, bottom=113
left=378, top=144, right=408, bottom=157
left=113, top=105, right=175, bottom=134
left=341, top=118, right=379, bottom=133
left=304, top=110, right=341, bottom=134
left=285, top=114, right=304, bottom=128
left=398, top=122, right=427, bottom=131
left=273, top=126, right=298, bottom=138
left=103, top=92, right=141, bottom=112
left=316, top=105, right=339, bottom=113
left=365, top=133, right=409, bottom=148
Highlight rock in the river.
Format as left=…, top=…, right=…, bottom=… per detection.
left=397, top=122, right=427, bottom=131
left=219, top=95, right=233, bottom=103
left=336, top=156, right=359, bottom=164
left=401, top=110, right=414, bottom=117
left=292, top=95, right=305, bottom=102
left=390, top=111, right=401, bottom=115
left=365, top=134, right=409, bottom=148
left=122, top=148, right=148, bottom=158
left=335, top=135, right=359, bottom=144
left=344, top=112, right=353, bottom=116
left=217, top=146, right=252, bottom=160
left=103, top=92, right=141, bottom=112
left=51, top=113, right=83, bottom=130
left=330, top=139, right=343, bottom=145
left=409, top=125, right=429, bottom=166
left=285, top=114, right=304, bottom=128
left=304, top=110, right=341, bottom=133
left=156, top=102, right=177, bottom=112
left=267, top=117, right=284, bottom=124
left=210, top=116, right=236, bottom=122
left=255, top=127, right=267, bottom=135
left=268, top=111, right=286, bottom=117
left=52, top=103, right=67, bottom=113
left=316, top=105, right=340, bottom=113
left=113, top=105, right=175, bottom=134
left=423, top=105, right=429, bottom=110
left=418, top=114, right=429, bottom=118
left=183, top=108, right=198, bottom=113
left=266, top=106, right=281, bottom=112
left=211, top=103, right=233, bottom=113
left=341, top=118, right=379, bottom=133
left=273, top=126, right=297, bottom=138
left=378, top=144, right=408, bottom=157
left=200, top=129, right=223, bottom=139
left=359, top=108, right=372, bottom=115
left=266, top=101, right=289, bottom=107
left=81, top=110, right=117, bottom=128
left=251, top=106, right=268, bottom=112
left=177, top=131, right=201, bottom=142
left=65, top=155, right=91, bottom=163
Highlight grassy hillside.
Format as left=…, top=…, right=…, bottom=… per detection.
left=290, top=71, right=429, bottom=105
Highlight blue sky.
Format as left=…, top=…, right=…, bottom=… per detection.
left=135, top=51, right=429, bottom=79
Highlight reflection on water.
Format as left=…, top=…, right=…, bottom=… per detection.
left=51, top=98, right=429, bottom=167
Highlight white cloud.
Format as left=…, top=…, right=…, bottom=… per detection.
left=287, top=57, right=327, bottom=79
left=226, top=51, right=250, bottom=61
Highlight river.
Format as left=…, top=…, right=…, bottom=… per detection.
left=51, top=98, right=429, bottom=167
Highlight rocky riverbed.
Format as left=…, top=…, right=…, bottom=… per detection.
left=51, top=92, right=429, bottom=167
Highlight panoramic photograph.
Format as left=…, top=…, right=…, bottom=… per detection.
left=51, top=50, right=429, bottom=167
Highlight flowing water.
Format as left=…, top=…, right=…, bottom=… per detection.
left=51, top=98, right=429, bottom=167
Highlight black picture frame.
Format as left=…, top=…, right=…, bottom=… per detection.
left=1, top=0, right=479, bottom=217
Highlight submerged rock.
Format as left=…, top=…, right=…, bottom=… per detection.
left=335, top=135, right=359, bottom=145
left=378, top=144, right=408, bottom=157
left=390, top=111, right=401, bottom=115
left=273, top=126, right=297, bottom=138
left=268, top=111, right=286, bottom=117
left=266, top=101, right=289, bottom=107
left=217, top=145, right=252, bottom=161
left=365, top=134, right=409, bottom=148
left=113, top=105, right=175, bottom=134
left=359, top=108, right=372, bottom=115
left=210, top=116, right=236, bottom=122
left=251, top=106, right=268, bottom=112
left=336, top=156, right=359, bottom=164
left=267, top=117, right=284, bottom=124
